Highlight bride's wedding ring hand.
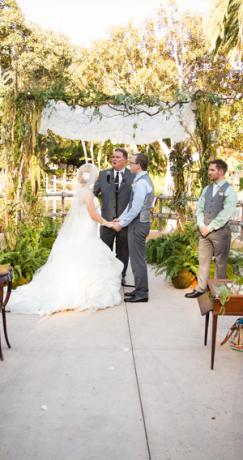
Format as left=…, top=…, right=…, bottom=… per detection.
left=101, top=218, right=112, bottom=228
left=105, top=221, right=114, bottom=228
left=101, top=219, right=122, bottom=231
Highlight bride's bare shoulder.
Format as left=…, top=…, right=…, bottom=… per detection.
left=81, top=189, right=95, bottom=204
left=80, top=188, right=92, bottom=198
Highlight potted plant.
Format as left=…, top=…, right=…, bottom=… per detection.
left=214, top=284, right=231, bottom=315
left=146, top=223, right=199, bottom=288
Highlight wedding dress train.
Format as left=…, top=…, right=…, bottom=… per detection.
left=9, top=168, right=123, bottom=315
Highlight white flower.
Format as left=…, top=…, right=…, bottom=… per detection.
left=82, top=172, right=90, bottom=181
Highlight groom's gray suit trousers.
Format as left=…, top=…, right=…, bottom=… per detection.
left=128, top=220, right=150, bottom=297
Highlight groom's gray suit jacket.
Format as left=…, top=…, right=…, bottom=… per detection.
left=93, top=168, right=134, bottom=220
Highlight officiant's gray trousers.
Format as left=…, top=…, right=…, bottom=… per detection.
left=128, top=221, right=150, bottom=297
left=197, top=225, right=231, bottom=292
left=100, top=226, right=128, bottom=277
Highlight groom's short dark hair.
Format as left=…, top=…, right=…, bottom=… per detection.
left=114, top=148, right=128, bottom=159
left=135, top=153, right=148, bottom=171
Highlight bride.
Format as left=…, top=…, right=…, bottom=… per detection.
left=9, top=164, right=123, bottom=314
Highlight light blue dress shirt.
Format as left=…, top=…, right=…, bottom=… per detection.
left=119, top=171, right=152, bottom=227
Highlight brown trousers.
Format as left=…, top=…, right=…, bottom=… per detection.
left=197, top=225, right=231, bottom=292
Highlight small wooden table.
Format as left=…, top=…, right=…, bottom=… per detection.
left=0, top=267, right=12, bottom=361
left=198, top=279, right=243, bottom=370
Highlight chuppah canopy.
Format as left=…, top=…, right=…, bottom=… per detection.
left=39, top=100, right=196, bottom=144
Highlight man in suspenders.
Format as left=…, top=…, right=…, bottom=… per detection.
left=113, top=153, right=154, bottom=303
left=185, top=159, right=238, bottom=298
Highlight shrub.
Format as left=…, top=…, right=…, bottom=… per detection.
left=146, top=223, right=199, bottom=282
left=0, top=217, right=61, bottom=287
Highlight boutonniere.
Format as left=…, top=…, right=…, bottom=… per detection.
left=218, top=191, right=224, bottom=196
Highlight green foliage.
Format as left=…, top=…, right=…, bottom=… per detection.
left=214, top=284, right=231, bottom=314
left=0, top=0, right=241, bottom=235
left=216, top=101, right=243, bottom=154
left=214, top=249, right=243, bottom=314
left=38, top=131, right=86, bottom=172
left=145, top=223, right=199, bottom=282
left=169, top=142, right=194, bottom=228
left=194, top=96, right=220, bottom=190
left=146, top=236, right=167, bottom=263
left=207, top=0, right=242, bottom=60
left=209, top=261, right=234, bottom=279
left=0, top=217, right=60, bottom=287
left=228, top=249, right=243, bottom=275
left=228, top=250, right=243, bottom=287
left=137, top=142, right=166, bottom=176
left=240, top=177, right=243, bottom=191
left=39, top=217, right=61, bottom=250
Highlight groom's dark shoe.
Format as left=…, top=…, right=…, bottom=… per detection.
left=124, top=290, right=137, bottom=297
left=124, top=295, right=148, bottom=303
left=185, top=290, right=204, bottom=298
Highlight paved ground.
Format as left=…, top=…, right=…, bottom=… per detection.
left=0, top=268, right=243, bottom=460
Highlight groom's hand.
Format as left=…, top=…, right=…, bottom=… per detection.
left=113, top=221, right=122, bottom=232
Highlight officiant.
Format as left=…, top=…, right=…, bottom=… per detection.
left=93, top=148, right=134, bottom=284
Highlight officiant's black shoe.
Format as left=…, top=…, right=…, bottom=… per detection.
left=122, top=277, right=135, bottom=287
left=185, top=290, right=204, bottom=298
left=124, top=295, right=148, bottom=303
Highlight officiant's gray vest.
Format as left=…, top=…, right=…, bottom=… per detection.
left=204, top=181, right=230, bottom=226
left=128, top=174, right=154, bottom=223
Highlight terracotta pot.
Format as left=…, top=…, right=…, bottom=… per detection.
left=172, top=269, right=196, bottom=289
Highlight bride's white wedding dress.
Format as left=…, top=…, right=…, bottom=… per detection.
left=9, top=170, right=123, bottom=315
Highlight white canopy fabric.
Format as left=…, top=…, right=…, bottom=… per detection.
left=39, top=100, right=196, bottom=144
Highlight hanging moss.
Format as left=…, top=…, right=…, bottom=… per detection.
left=169, top=142, right=193, bottom=231
left=194, top=93, right=222, bottom=190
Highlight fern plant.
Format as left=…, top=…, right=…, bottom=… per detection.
left=145, top=237, right=167, bottom=263
left=0, top=217, right=60, bottom=287
left=146, top=223, right=199, bottom=287
left=155, top=240, right=198, bottom=279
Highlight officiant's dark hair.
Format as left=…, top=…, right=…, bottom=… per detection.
left=114, top=148, right=128, bottom=159
left=134, top=153, right=148, bottom=171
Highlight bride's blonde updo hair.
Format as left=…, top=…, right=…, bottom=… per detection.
left=77, top=163, right=98, bottom=188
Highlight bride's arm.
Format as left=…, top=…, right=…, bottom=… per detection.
left=86, top=194, right=113, bottom=228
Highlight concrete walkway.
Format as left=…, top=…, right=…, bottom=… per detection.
left=0, top=268, right=243, bottom=460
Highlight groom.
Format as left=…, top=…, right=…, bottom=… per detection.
left=93, top=148, right=134, bottom=283
left=113, top=153, right=154, bottom=302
